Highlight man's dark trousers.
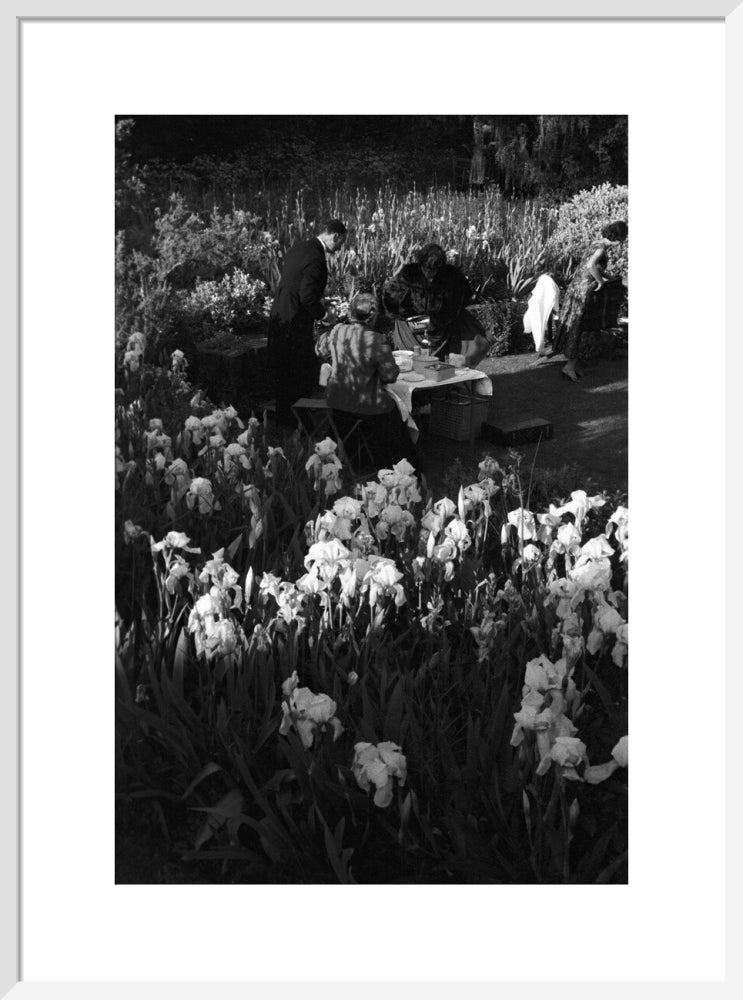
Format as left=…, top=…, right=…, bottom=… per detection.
left=267, top=238, right=328, bottom=425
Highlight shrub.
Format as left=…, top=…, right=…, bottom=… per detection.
left=469, top=301, right=529, bottom=356
left=176, top=271, right=272, bottom=340
left=544, top=183, right=628, bottom=280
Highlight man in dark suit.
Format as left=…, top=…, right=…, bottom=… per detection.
left=267, top=219, right=347, bottom=425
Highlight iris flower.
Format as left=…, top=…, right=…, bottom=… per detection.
left=183, top=416, right=205, bottom=447
left=360, top=556, right=406, bottom=608
left=295, top=569, right=327, bottom=596
left=477, top=456, right=501, bottom=480
left=537, top=736, right=588, bottom=780
left=433, top=497, right=457, bottom=519
left=352, top=741, right=407, bottom=808
left=222, top=443, right=251, bottom=474
left=123, top=520, right=145, bottom=543
left=612, top=623, right=628, bottom=667
left=536, top=510, right=563, bottom=545
left=164, top=555, right=192, bottom=594
left=420, top=509, right=444, bottom=546
left=333, top=496, right=364, bottom=521
left=586, top=602, right=626, bottom=655
left=444, top=517, right=471, bottom=552
left=186, top=477, right=220, bottom=514
left=151, top=531, right=200, bottom=554
left=550, top=490, right=606, bottom=533
left=431, top=537, right=458, bottom=581
left=258, top=572, right=283, bottom=602
left=163, top=458, right=190, bottom=501
left=304, top=538, right=353, bottom=582
left=204, top=618, right=239, bottom=659
left=276, top=584, right=306, bottom=627
left=502, top=508, right=538, bottom=546
left=377, top=460, right=421, bottom=507
left=377, top=504, right=415, bottom=541
left=584, top=735, right=628, bottom=784
left=357, top=480, right=388, bottom=518
left=570, top=556, right=612, bottom=593
left=279, top=673, right=343, bottom=749
left=546, top=578, right=581, bottom=618
left=510, top=704, right=539, bottom=746
left=549, top=523, right=583, bottom=564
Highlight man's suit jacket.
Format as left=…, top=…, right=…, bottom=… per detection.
left=267, top=238, right=328, bottom=365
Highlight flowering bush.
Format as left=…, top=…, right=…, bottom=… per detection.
left=178, top=270, right=271, bottom=337
left=544, top=183, right=629, bottom=280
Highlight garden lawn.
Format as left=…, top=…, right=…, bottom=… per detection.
left=418, top=350, right=628, bottom=497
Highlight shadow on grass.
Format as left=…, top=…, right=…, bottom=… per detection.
left=418, top=354, right=628, bottom=497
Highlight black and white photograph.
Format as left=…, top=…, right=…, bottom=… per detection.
left=10, top=2, right=736, bottom=988
left=115, top=113, right=630, bottom=885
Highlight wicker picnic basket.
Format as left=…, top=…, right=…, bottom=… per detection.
left=428, top=392, right=491, bottom=441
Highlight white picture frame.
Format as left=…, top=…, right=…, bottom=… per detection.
left=3, top=1, right=740, bottom=995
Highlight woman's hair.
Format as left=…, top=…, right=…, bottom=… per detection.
left=348, top=292, right=378, bottom=323
left=602, top=220, right=628, bottom=241
left=417, top=243, right=447, bottom=270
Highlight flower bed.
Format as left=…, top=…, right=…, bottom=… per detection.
left=116, top=345, right=628, bottom=884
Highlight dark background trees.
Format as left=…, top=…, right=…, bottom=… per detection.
left=116, top=114, right=627, bottom=199
left=478, top=115, right=627, bottom=196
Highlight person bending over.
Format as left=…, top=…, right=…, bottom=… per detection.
left=383, top=243, right=491, bottom=367
left=267, top=218, right=347, bottom=425
left=554, top=220, right=628, bottom=382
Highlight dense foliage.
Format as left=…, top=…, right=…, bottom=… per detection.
left=545, top=182, right=629, bottom=277
left=116, top=346, right=629, bottom=884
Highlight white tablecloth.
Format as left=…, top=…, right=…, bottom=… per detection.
left=386, top=368, right=493, bottom=441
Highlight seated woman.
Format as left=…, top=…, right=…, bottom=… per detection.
left=315, top=292, right=414, bottom=467
left=383, top=243, right=491, bottom=367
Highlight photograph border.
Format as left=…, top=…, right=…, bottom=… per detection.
left=4, top=2, right=740, bottom=996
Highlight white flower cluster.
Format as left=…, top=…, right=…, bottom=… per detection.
left=123, top=330, right=145, bottom=373
left=171, top=348, right=188, bottom=374
left=275, top=671, right=408, bottom=810
left=509, top=498, right=629, bottom=781
left=186, top=271, right=270, bottom=326
left=511, top=653, right=585, bottom=779
left=300, top=539, right=406, bottom=612
left=144, top=418, right=173, bottom=477
left=134, top=407, right=270, bottom=521
left=305, top=437, right=344, bottom=496
left=151, top=531, right=201, bottom=594
left=187, top=548, right=244, bottom=661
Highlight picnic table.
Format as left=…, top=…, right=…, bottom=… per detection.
left=386, top=366, right=493, bottom=447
